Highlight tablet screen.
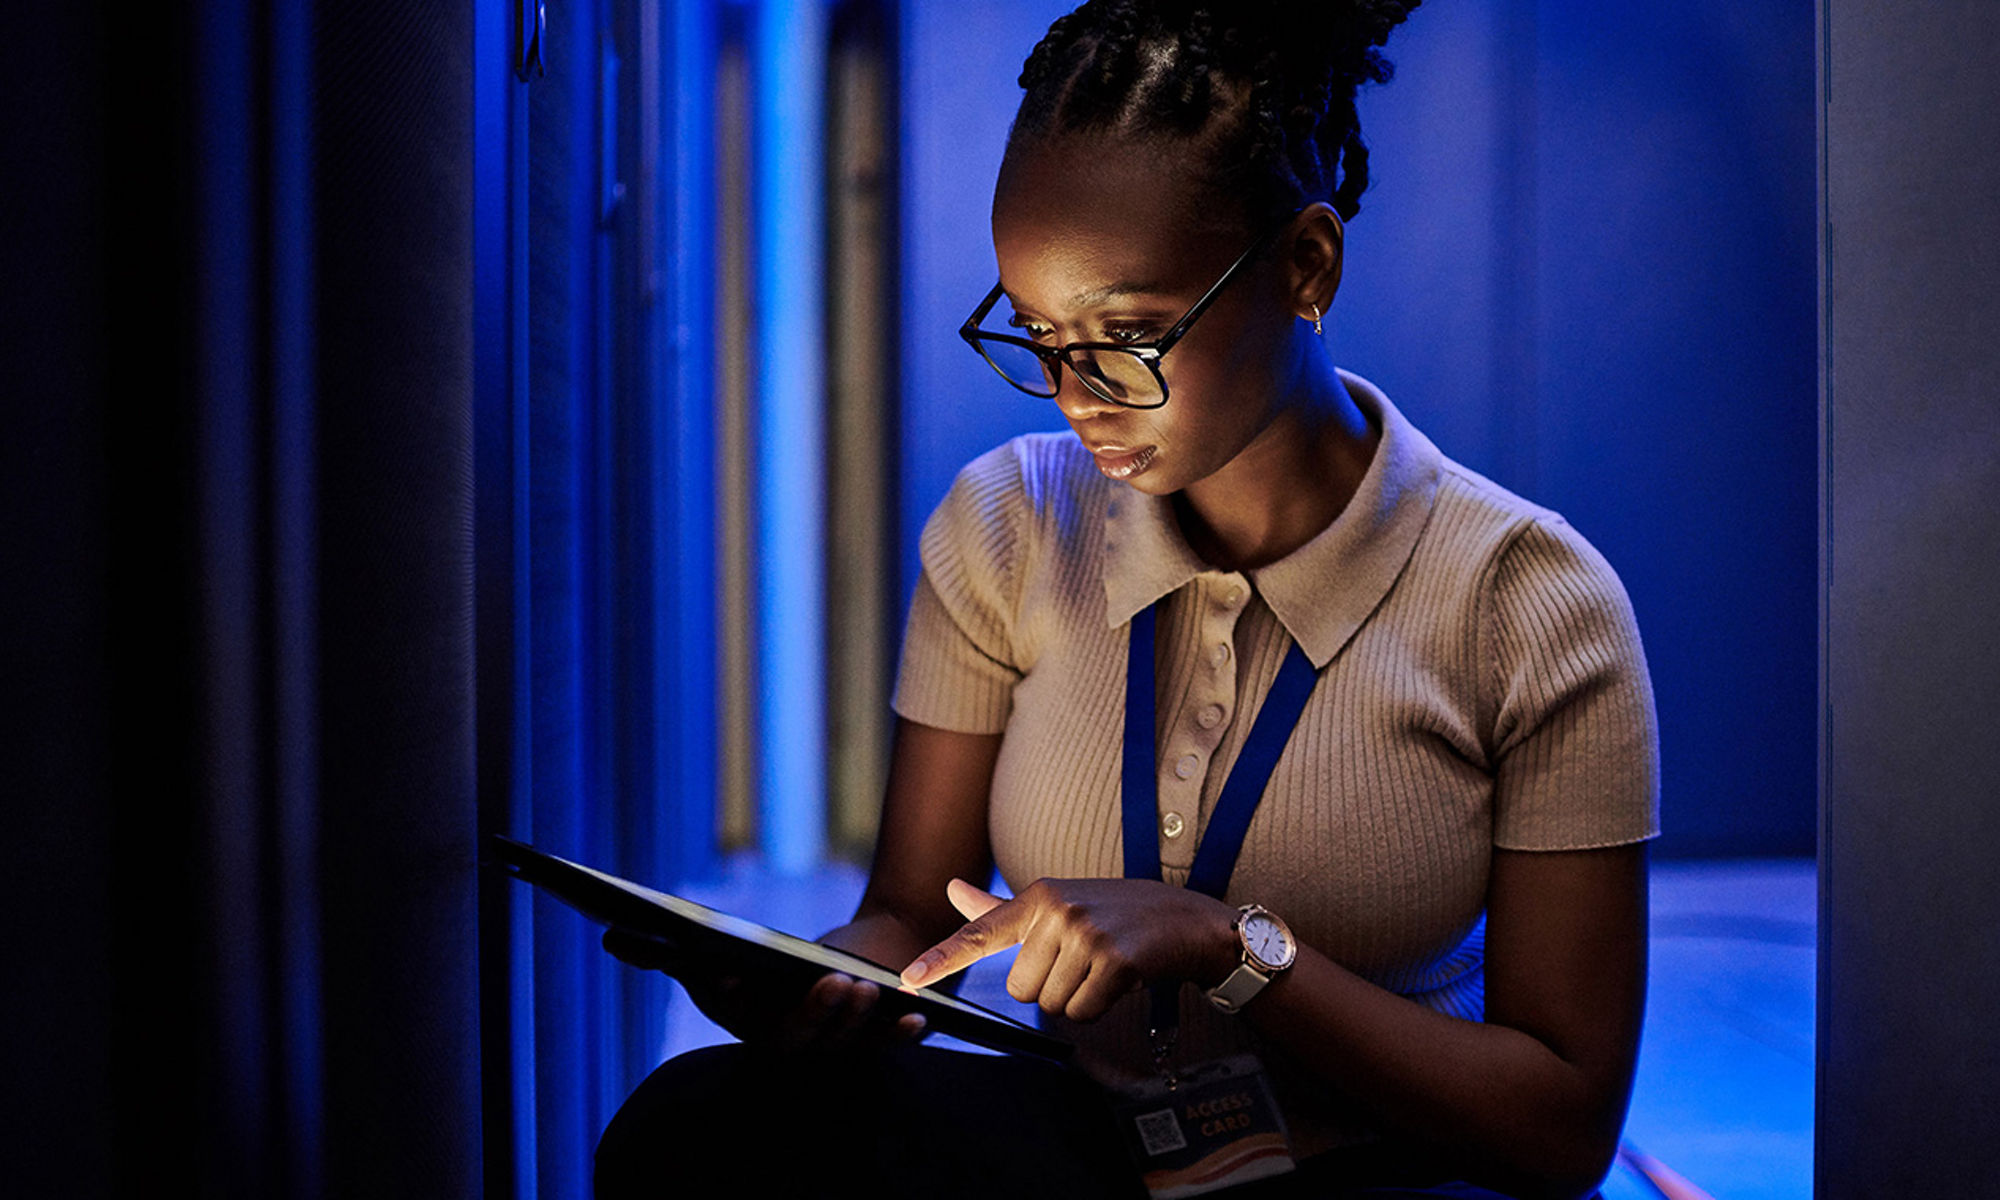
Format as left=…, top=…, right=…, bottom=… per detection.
left=563, top=857, right=1005, bottom=1025
left=487, top=835, right=1069, bottom=1062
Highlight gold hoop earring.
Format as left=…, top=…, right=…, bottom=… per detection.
left=1309, top=303, right=1324, bottom=337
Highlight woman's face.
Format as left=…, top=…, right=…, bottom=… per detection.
left=990, top=134, right=1311, bottom=497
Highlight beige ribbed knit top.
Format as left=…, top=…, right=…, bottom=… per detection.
left=893, top=372, right=1659, bottom=1155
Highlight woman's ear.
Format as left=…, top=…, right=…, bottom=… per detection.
left=1285, top=202, right=1344, bottom=318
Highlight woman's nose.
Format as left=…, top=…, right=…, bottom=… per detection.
left=1051, top=364, right=1121, bottom=420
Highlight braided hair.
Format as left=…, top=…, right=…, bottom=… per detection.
left=1011, top=1, right=1420, bottom=227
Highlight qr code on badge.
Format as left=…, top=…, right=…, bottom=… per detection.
left=1134, top=1108, right=1187, bottom=1156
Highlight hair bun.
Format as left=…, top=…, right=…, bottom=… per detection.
left=1225, top=0, right=1421, bottom=86
left=1013, top=0, right=1423, bottom=222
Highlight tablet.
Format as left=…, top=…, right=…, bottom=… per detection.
left=486, top=834, right=1071, bottom=1063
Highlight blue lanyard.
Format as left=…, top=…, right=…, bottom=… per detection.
left=1120, top=600, right=1320, bottom=1032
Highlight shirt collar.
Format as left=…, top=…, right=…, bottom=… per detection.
left=1102, top=370, right=1442, bottom=668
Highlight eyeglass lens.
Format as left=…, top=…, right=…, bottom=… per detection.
left=975, top=337, right=1163, bottom=407
left=977, top=338, right=1059, bottom=397
left=1071, top=349, right=1157, bottom=405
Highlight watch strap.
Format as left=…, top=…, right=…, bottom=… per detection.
left=1205, top=962, right=1273, bottom=1013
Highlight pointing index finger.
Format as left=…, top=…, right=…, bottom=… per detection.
left=899, top=891, right=1029, bottom=989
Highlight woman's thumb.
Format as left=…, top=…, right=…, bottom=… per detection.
left=945, top=877, right=1004, bottom=921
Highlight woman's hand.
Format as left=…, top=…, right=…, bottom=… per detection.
left=898, top=877, right=1240, bottom=1022
left=601, top=928, right=927, bottom=1053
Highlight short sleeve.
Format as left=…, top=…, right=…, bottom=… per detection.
left=891, top=446, right=1030, bottom=734
left=1487, top=517, right=1661, bottom=850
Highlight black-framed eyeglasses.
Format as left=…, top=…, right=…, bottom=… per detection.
left=957, top=223, right=1283, bottom=410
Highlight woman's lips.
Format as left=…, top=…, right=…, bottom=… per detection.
left=1089, top=444, right=1158, bottom=480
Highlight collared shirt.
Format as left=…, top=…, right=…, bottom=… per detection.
left=894, top=372, right=1659, bottom=1155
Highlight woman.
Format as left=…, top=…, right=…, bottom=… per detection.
left=600, top=4, right=1656, bottom=1197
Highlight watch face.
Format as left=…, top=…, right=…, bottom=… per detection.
left=1241, top=910, right=1297, bottom=972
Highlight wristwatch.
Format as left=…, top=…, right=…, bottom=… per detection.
left=1205, top=903, right=1298, bottom=1013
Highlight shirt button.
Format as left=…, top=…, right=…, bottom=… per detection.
left=1223, top=585, right=1246, bottom=607
left=1174, top=753, right=1199, bottom=780
left=1210, top=642, right=1231, bottom=667
left=1161, top=812, right=1186, bottom=839
left=1198, top=704, right=1225, bottom=729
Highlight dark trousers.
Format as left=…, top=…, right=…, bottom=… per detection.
left=595, top=1042, right=1543, bottom=1199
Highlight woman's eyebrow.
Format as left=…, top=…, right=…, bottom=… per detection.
left=1068, top=280, right=1166, bottom=308
left=998, top=279, right=1169, bottom=314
